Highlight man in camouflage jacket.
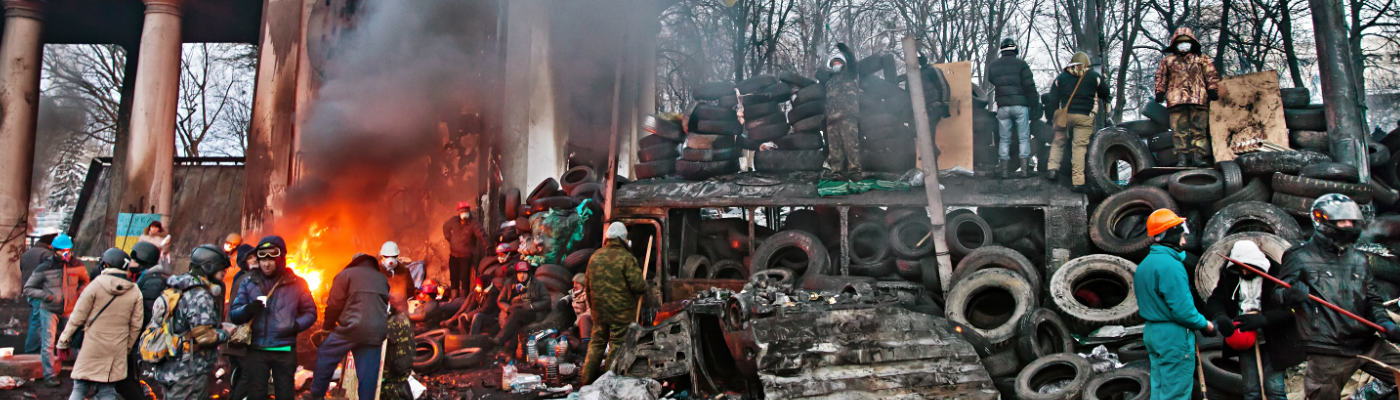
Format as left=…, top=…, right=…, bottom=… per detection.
left=582, top=222, right=647, bottom=384
left=1154, top=27, right=1221, bottom=167
left=823, top=43, right=862, bottom=178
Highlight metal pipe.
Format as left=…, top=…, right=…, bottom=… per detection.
left=1309, top=0, right=1370, bottom=183
left=901, top=36, right=955, bottom=294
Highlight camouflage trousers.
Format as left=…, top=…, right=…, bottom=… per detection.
left=1170, top=106, right=1211, bottom=160
left=825, top=116, right=862, bottom=172
left=582, top=321, right=630, bottom=385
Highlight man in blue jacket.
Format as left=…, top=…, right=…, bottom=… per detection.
left=1134, top=209, right=1216, bottom=399
left=230, top=236, right=318, bottom=400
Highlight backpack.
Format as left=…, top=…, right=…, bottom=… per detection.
left=138, top=287, right=193, bottom=363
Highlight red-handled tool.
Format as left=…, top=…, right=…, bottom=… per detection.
left=1218, top=253, right=1387, bottom=333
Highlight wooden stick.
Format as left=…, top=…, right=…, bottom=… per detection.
left=1253, top=344, right=1266, bottom=397
left=634, top=236, right=654, bottom=325
left=1197, top=349, right=1210, bottom=398
left=901, top=36, right=954, bottom=294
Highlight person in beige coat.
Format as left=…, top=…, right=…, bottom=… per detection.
left=57, top=248, right=143, bottom=400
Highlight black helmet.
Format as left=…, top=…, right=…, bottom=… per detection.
left=100, top=247, right=130, bottom=270
left=190, top=244, right=230, bottom=278
left=999, top=38, right=1017, bottom=52
left=130, top=241, right=160, bottom=268
left=1312, top=193, right=1365, bottom=246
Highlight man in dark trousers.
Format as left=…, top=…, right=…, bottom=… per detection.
left=493, top=261, right=550, bottom=348
left=582, top=222, right=647, bottom=384
left=1274, top=194, right=1400, bottom=400
left=1204, top=240, right=1299, bottom=400
left=823, top=43, right=862, bottom=179
left=309, top=252, right=390, bottom=400
left=230, top=236, right=318, bottom=400
left=443, top=201, right=485, bottom=298
left=20, top=232, right=56, bottom=354
left=986, top=38, right=1039, bottom=178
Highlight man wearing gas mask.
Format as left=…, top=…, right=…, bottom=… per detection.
left=1204, top=240, right=1299, bottom=400
left=1274, top=194, right=1400, bottom=400
left=1153, top=27, right=1221, bottom=167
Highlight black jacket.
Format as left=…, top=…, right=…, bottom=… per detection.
left=1204, top=269, right=1304, bottom=368
left=324, top=254, right=390, bottom=346
left=19, top=244, right=52, bottom=286
left=1273, top=237, right=1394, bottom=356
left=1045, top=69, right=1111, bottom=116
left=986, top=53, right=1038, bottom=107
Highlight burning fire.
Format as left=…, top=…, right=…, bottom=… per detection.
left=287, top=223, right=330, bottom=299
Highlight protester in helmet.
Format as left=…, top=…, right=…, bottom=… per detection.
left=309, top=252, right=390, bottom=400
left=57, top=248, right=143, bottom=400
left=444, top=201, right=485, bottom=298
left=1133, top=209, right=1216, bottom=399
left=493, top=261, right=550, bottom=347
left=1204, top=240, right=1299, bottom=400
left=149, top=245, right=234, bottom=400
left=24, top=233, right=87, bottom=387
left=443, top=267, right=502, bottom=335
left=131, top=241, right=166, bottom=323
left=497, top=242, right=519, bottom=265
left=1274, top=194, right=1400, bottom=400
left=229, top=236, right=317, bottom=400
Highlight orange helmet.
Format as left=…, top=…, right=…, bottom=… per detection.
left=1146, top=209, right=1187, bottom=236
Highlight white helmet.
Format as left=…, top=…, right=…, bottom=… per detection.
left=380, top=241, right=401, bottom=257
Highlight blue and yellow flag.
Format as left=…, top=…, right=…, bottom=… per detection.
left=115, top=213, right=161, bottom=252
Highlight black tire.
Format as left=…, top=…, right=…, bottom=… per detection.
left=1115, top=340, right=1148, bottom=362
left=859, top=113, right=901, bottom=132
left=889, top=218, right=935, bottom=259
left=918, top=257, right=943, bottom=298
left=569, top=182, right=603, bottom=204
left=952, top=245, right=1042, bottom=295
left=1200, top=350, right=1244, bottom=395
left=743, top=111, right=787, bottom=131
left=848, top=221, right=892, bottom=265
left=718, top=94, right=738, bottom=108
left=1300, top=162, right=1360, bottom=183
left=794, top=84, right=825, bottom=104
left=684, top=133, right=737, bottom=150
left=1148, top=131, right=1174, bottom=151
left=527, top=178, right=562, bottom=203
left=1168, top=169, right=1226, bottom=204
left=634, top=160, right=674, bottom=179
left=860, top=74, right=905, bottom=99
left=1290, top=129, right=1328, bottom=151
left=983, top=350, right=1021, bottom=378
left=1381, top=157, right=1400, bottom=190
left=647, top=115, right=685, bottom=141
left=737, top=75, right=778, bottom=94
left=1284, top=107, right=1326, bottom=131
left=1202, top=201, right=1305, bottom=250
left=1372, top=179, right=1400, bottom=207
left=1280, top=87, right=1310, bottom=108
left=563, top=248, right=595, bottom=273
left=693, top=82, right=733, bottom=100
left=679, top=147, right=740, bottom=162
left=1209, top=177, right=1271, bottom=214
left=746, top=123, right=789, bottom=142
left=1142, top=101, right=1169, bottom=126
left=1141, top=173, right=1172, bottom=189
left=742, top=102, right=781, bottom=119
left=849, top=259, right=895, bottom=277
left=860, top=144, right=917, bottom=173
left=535, top=274, right=570, bottom=294
left=709, top=259, right=748, bottom=280
left=680, top=255, right=711, bottom=279
left=1082, top=367, right=1150, bottom=400
left=530, top=196, right=578, bottom=213
left=1372, top=142, right=1392, bottom=166
left=444, top=347, right=494, bottom=370
left=1153, top=148, right=1176, bottom=166
left=1049, top=254, right=1141, bottom=328
left=639, top=133, right=681, bottom=148
left=1087, top=127, right=1155, bottom=195
left=675, top=159, right=739, bottom=180
left=773, top=133, right=825, bottom=150
left=694, top=118, right=742, bottom=135
left=637, top=143, right=679, bottom=162
left=945, top=268, right=1038, bottom=347
left=1015, top=308, right=1074, bottom=364
left=1271, top=172, right=1373, bottom=203
left=947, top=211, right=994, bottom=258
left=758, top=81, right=793, bottom=97
left=1124, top=119, right=1166, bottom=138
left=413, top=339, right=444, bottom=373
left=560, top=165, right=597, bottom=193
left=534, top=264, right=570, bottom=282
left=787, top=101, right=825, bottom=121
left=791, top=114, right=826, bottom=132
left=1015, top=353, right=1093, bottom=400
left=778, top=71, right=818, bottom=88
left=751, top=230, right=831, bottom=283
left=1194, top=232, right=1293, bottom=299
left=754, top=149, right=826, bottom=173
left=693, top=104, right=737, bottom=120
left=1235, top=149, right=1331, bottom=175
left=894, top=259, right=923, bottom=281
left=1271, top=192, right=1315, bottom=215
left=1219, top=160, right=1244, bottom=195
left=502, top=188, right=520, bottom=220
left=1090, top=186, right=1178, bottom=255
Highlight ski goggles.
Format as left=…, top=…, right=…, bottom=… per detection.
left=256, top=246, right=282, bottom=259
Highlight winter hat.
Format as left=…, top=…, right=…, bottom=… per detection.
left=606, top=222, right=628, bottom=240
left=999, top=38, right=1017, bottom=52
left=234, top=244, right=255, bottom=268
left=1229, top=240, right=1270, bottom=313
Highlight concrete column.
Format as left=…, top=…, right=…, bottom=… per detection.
left=122, top=0, right=182, bottom=223
left=242, top=0, right=305, bottom=235
left=0, top=0, right=44, bottom=298
left=501, top=0, right=562, bottom=192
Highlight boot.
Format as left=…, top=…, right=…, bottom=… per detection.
left=1017, top=158, right=1032, bottom=178
left=995, top=159, right=1008, bottom=178
left=1176, top=153, right=1190, bottom=168
left=1044, top=169, right=1059, bottom=181
left=1191, top=153, right=1211, bottom=168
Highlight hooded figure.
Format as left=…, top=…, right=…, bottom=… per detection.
left=1153, top=27, right=1221, bottom=167
left=1203, top=240, right=1300, bottom=400
left=309, top=253, right=390, bottom=400
left=822, top=43, right=863, bottom=178
left=1044, top=51, right=1111, bottom=188
left=986, top=38, right=1039, bottom=177
left=1274, top=194, right=1400, bottom=400
left=56, top=248, right=143, bottom=399
left=1133, top=209, right=1217, bottom=399
left=229, top=235, right=317, bottom=400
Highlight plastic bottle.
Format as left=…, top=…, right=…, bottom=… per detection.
left=502, top=361, right=517, bottom=390
left=526, top=337, right=539, bottom=364
left=554, top=338, right=568, bottom=358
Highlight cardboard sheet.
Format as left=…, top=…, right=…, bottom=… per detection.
left=933, top=62, right=973, bottom=170
left=1209, top=71, right=1290, bottom=162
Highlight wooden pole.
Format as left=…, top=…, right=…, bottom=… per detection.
left=900, top=36, right=954, bottom=294
left=634, top=236, right=654, bottom=325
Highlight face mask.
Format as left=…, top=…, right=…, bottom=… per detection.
left=1176, top=42, right=1192, bottom=53
left=382, top=257, right=400, bottom=270
left=830, top=61, right=844, bottom=73
left=460, top=212, right=469, bottom=220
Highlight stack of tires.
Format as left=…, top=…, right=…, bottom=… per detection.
left=680, top=82, right=742, bottom=180
left=1008, top=352, right=1149, bottom=400
left=737, top=74, right=792, bottom=147
left=749, top=73, right=827, bottom=173
left=856, top=55, right=918, bottom=173
left=1281, top=87, right=1325, bottom=133
left=636, top=115, right=684, bottom=179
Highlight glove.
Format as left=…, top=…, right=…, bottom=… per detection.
left=1208, top=89, right=1219, bottom=101
left=1201, top=321, right=1219, bottom=337
left=1384, top=322, right=1400, bottom=343
left=1154, top=92, right=1166, bottom=104
left=244, top=299, right=266, bottom=314
left=1213, top=316, right=1236, bottom=338
left=1234, top=313, right=1268, bottom=331
left=1282, top=286, right=1309, bottom=305
left=56, top=348, right=72, bottom=362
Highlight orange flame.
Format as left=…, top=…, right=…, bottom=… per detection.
left=286, top=222, right=330, bottom=299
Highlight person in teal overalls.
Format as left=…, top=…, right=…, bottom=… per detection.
left=1134, top=208, right=1217, bottom=398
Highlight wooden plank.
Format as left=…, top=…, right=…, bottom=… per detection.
left=1209, top=71, right=1290, bottom=162
left=933, top=62, right=973, bottom=170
